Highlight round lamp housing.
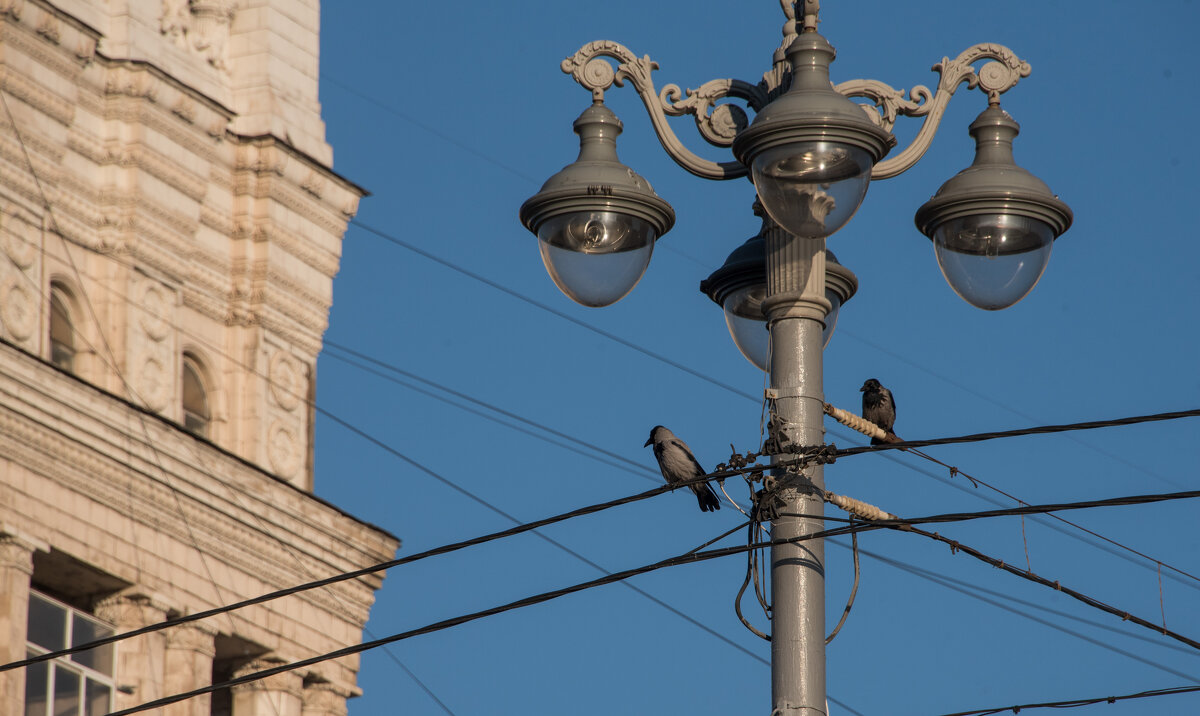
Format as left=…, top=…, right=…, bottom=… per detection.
left=519, top=102, right=675, bottom=307
left=732, top=31, right=894, bottom=239
left=701, top=222, right=858, bottom=371
left=915, top=106, right=1072, bottom=310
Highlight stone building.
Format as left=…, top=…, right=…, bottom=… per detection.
left=0, top=0, right=399, bottom=714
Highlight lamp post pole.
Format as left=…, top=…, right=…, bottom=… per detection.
left=762, top=229, right=831, bottom=712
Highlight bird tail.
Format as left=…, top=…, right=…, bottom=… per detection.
left=693, top=482, right=721, bottom=512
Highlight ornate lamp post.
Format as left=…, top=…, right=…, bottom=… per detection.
left=519, top=1, right=1071, bottom=711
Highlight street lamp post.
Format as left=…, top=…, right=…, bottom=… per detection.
left=519, top=1, right=1071, bottom=712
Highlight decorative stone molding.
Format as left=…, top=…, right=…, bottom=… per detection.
left=301, top=681, right=353, bottom=716
left=0, top=274, right=37, bottom=341
left=232, top=657, right=304, bottom=698
left=164, top=619, right=218, bottom=656
left=1, top=208, right=39, bottom=269
left=268, top=350, right=302, bottom=412
left=267, top=418, right=301, bottom=479
left=160, top=0, right=237, bottom=72
left=0, top=529, right=49, bottom=573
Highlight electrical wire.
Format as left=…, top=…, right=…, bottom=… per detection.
left=10, top=480, right=1197, bottom=673
left=830, top=408, right=1200, bottom=457
left=104, top=521, right=863, bottom=716
left=936, top=683, right=1200, bottom=716
left=1, top=468, right=803, bottom=673
left=834, top=540, right=1200, bottom=681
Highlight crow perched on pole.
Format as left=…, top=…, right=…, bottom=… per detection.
left=644, top=426, right=721, bottom=512
left=860, top=378, right=897, bottom=445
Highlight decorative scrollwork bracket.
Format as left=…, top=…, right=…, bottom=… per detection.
left=837, top=43, right=1031, bottom=179
left=561, top=35, right=1031, bottom=183
left=561, top=40, right=763, bottom=180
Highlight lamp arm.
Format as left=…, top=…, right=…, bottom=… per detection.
left=562, top=40, right=763, bottom=180
left=836, top=43, right=1031, bottom=180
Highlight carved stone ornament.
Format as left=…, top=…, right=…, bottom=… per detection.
left=0, top=275, right=37, bottom=341
left=267, top=420, right=300, bottom=478
left=1, top=209, right=39, bottom=270
left=140, top=354, right=171, bottom=412
left=268, top=350, right=301, bottom=412
left=138, top=281, right=172, bottom=342
left=160, top=0, right=237, bottom=72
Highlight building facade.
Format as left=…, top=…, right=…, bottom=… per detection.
left=0, top=0, right=399, bottom=714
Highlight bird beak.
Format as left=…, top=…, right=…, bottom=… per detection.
left=643, top=437, right=653, bottom=447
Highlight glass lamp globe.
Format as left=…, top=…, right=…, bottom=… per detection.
left=536, top=211, right=657, bottom=307
left=932, top=213, right=1055, bottom=310
left=732, top=27, right=893, bottom=240
left=916, top=105, right=1071, bottom=310
left=750, top=142, right=874, bottom=240
left=519, top=102, right=675, bottom=307
left=702, top=222, right=857, bottom=372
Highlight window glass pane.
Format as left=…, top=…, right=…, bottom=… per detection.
left=27, top=594, right=67, bottom=652
left=52, top=665, right=79, bottom=716
left=84, top=679, right=110, bottom=716
left=24, top=652, right=48, bottom=716
left=49, top=292, right=75, bottom=372
left=70, top=614, right=113, bottom=676
left=182, top=358, right=210, bottom=436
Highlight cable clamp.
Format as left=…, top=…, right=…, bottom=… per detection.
left=764, top=387, right=806, bottom=400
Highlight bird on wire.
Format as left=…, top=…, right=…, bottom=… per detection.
left=860, top=378, right=898, bottom=445
left=644, top=426, right=721, bottom=512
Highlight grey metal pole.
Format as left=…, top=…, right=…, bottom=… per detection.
left=763, top=229, right=829, bottom=715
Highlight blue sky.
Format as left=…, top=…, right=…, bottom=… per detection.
left=313, top=2, right=1200, bottom=714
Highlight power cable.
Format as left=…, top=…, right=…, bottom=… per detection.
left=936, top=683, right=1200, bottom=716
left=1, top=467, right=795, bottom=673
left=10, top=479, right=1199, bottom=673
left=322, top=342, right=659, bottom=483
left=830, top=408, right=1200, bottom=456
left=103, top=521, right=863, bottom=716
left=830, top=540, right=1200, bottom=682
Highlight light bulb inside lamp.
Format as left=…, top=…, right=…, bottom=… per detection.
left=537, top=210, right=656, bottom=307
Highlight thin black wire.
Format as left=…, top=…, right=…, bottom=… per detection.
left=323, top=342, right=659, bottom=483
left=832, top=408, right=1200, bottom=457
left=937, top=683, right=1200, bottom=716
left=832, top=540, right=1200, bottom=682
left=893, top=524, right=1200, bottom=652
left=11, top=480, right=1199, bottom=674
left=0, top=257, right=772, bottom=674
left=351, top=218, right=760, bottom=403
left=0, top=468, right=797, bottom=673
left=105, top=522, right=864, bottom=716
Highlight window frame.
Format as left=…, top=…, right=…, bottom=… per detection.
left=24, top=591, right=115, bottom=716
left=181, top=352, right=211, bottom=437
left=48, top=283, right=77, bottom=373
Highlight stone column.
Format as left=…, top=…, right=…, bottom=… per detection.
left=231, top=657, right=302, bottom=716
left=94, top=591, right=173, bottom=713
left=301, top=682, right=353, bottom=716
left=164, top=621, right=217, bottom=716
left=0, top=530, right=47, bottom=715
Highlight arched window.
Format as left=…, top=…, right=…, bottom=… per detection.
left=49, top=283, right=76, bottom=372
left=181, top=354, right=211, bottom=437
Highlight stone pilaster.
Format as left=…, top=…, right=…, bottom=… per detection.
left=164, top=621, right=218, bottom=716
left=94, top=591, right=175, bottom=713
left=231, top=657, right=303, bottom=716
left=0, top=531, right=47, bottom=715
left=301, top=681, right=353, bottom=716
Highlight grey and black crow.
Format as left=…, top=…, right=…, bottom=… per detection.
left=644, top=426, right=721, bottom=512
left=860, top=378, right=897, bottom=445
